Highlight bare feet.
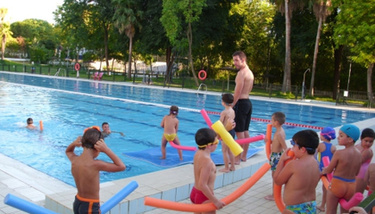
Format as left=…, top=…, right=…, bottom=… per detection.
left=316, top=205, right=325, bottom=212
left=241, top=158, right=247, bottom=162
left=234, top=161, right=241, bottom=165
left=219, top=168, right=230, bottom=173
left=230, top=166, right=235, bottom=171
left=264, top=195, right=274, bottom=201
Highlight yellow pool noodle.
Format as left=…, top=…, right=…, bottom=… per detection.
left=211, top=120, right=243, bottom=156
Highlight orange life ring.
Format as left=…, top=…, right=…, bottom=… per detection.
left=198, top=70, right=207, bottom=81
left=75, top=63, right=80, bottom=71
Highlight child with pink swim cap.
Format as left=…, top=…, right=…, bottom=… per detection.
left=316, top=127, right=337, bottom=212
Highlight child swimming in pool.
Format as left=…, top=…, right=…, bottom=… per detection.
left=101, top=122, right=125, bottom=138
left=219, top=93, right=236, bottom=173
left=322, top=124, right=362, bottom=214
left=26, top=118, right=37, bottom=130
left=66, top=127, right=126, bottom=214
left=264, top=112, right=286, bottom=201
left=273, top=129, right=320, bottom=214
left=190, top=128, right=225, bottom=212
left=355, top=128, right=375, bottom=194
left=316, top=127, right=337, bottom=212
left=160, top=105, right=183, bottom=160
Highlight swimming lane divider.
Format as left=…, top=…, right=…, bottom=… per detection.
left=4, top=181, right=138, bottom=214
left=101, top=180, right=139, bottom=213
left=144, top=162, right=271, bottom=212
left=204, top=110, right=324, bottom=130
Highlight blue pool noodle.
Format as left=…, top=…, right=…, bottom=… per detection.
left=4, top=194, right=58, bottom=214
left=100, top=180, right=139, bottom=213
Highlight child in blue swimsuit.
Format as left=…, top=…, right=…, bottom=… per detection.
left=316, top=127, right=337, bottom=212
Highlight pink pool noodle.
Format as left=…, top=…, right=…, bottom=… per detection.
left=169, top=141, right=197, bottom=151
left=235, top=135, right=265, bottom=144
left=200, top=109, right=213, bottom=128
left=322, top=156, right=333, bottom=181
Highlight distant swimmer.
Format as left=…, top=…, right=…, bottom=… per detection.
left=101, top=122, right=125, bottom=138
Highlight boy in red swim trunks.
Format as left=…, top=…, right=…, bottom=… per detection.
left=66, top=127, right=126, bottom=214
left=190, top=128, right=225, bottom=213
left=322, top=124, right=362, bottom=214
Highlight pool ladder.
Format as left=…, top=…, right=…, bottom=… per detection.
left=197, top=83, right=207, bottom=93
left=54, top=68, right=66, bottom=76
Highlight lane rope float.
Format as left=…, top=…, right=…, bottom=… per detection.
left=198, top=70, right=207, bottom=81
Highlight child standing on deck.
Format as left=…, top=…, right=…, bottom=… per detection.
left=160, top=105, right=183, bottom=160
left=190, top=128, right=225, bottom=213
left=273, top=130, right=320, bottom=214
left=66, top=127, right=126, bottom=214
left=264, top=112, right=286, bottom=201
left=355, top=128, right=375, bottom=193
left=322, top=124, right=362, bottom=214
left=316, top=127, right=337, bottom=212
left=219, top=93, right=236, bottom=173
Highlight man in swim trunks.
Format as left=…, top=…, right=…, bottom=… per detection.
left=160, top=105, right=183, bottom=160
left=231, top=51, right=254, bottom=164
left=190, top=128, right=225, bottom=212
left=66, top=127, right=126, bottom=214
left=273, top=130, right=320, bottom=214
left=322, top=124, right=362, bottom=214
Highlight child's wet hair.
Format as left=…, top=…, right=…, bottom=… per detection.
left=170, top=105, right=179, bottom=115
left=81, top=128, right=102, bottom=149
left=272, top=112, right=285, bottom=125
left=27, top=118, right=33, bottom=124
left=195, top=128, right=217, bottom=150
left=292, top=129, right=319, bottom=155
left=361, top=128, right=375, bottom=140
left=221, top=93, right=234, bottom=105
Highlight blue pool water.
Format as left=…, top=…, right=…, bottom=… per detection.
left=0, top=72, right=374, bottom=186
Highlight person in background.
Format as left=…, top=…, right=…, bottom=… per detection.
left=101, top=122, right=125, bottom=138
left=26, top=118, right=37, bottom=130
left=231, top=51, right=254, bottom=164
left=160, top=105, right=183, bottom=160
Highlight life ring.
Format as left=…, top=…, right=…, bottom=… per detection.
left=198, top=70, right=207, bottom=81
left=74, top=63, right=80, bottom=71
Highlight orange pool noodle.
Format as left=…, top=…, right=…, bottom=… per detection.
left=144, top=163, right=271, bottom=212
left=274, top=150, right=295, bottom=212
left=265, top=124, right=272, bottom=160
left=39, top=120, right=43, bottom=131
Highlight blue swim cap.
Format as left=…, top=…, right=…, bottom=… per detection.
left=321, top=127, right=336, bottom=141
left=340, top=124, right=360, bottom=142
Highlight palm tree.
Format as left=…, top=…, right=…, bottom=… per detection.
left=271, top=0, right=306, bottom=93
left=112, top=0, right=142, bottom=79
left=0, top=8, right=12, bottom=60
left=309, top=0, right=331, bottom=97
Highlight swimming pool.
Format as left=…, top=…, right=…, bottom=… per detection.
left=1, top=71, right=374, bottom=186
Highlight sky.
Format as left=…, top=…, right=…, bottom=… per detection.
left=2, top=0, right=64, bottom=24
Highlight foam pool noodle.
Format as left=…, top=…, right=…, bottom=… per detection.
left=211, top=120, right=243, bottom=157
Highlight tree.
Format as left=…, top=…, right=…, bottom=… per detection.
left=271, top=0, right=306, bottom=92
left=0, top=8, right=13, bottom=60
left=161, top=0, right=206, bottom=87
left=309, top=0, right=331, bottom=97
left=333, top=0, right=375, bottom=105
left=112, top=0, right=143, bottom=79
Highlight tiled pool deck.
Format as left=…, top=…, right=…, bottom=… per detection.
left=1, top=84, right=375, bottom=213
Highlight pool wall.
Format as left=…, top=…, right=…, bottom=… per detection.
left=44, top=152, right=267, bottom=214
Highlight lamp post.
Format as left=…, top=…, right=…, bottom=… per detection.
left=302, top=68, right=310, bottom=99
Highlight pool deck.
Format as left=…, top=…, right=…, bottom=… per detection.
left=1, top=78, right=375, bottom=213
